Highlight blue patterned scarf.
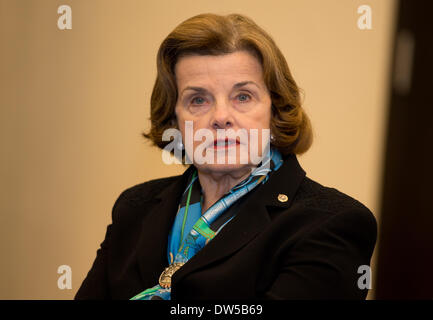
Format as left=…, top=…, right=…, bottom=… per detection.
left=130, top=148, right=283, bottom=300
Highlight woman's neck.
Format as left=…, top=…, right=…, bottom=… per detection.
left=197, top=167, right=252, bottom=214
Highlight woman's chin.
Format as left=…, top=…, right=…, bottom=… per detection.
left=194, top=162, right=254, bottom=176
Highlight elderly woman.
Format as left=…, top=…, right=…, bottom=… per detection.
left=76, top=13, right=377, bottom=300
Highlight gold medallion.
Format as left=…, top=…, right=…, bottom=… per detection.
left=159, top=262, right=185, bottom=289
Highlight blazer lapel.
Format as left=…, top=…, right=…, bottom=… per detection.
left=171, top=153, right=306, bottom=289
left=135, top=165, right=194, bottom=286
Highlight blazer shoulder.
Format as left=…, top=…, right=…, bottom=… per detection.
left=111, top=174, right=182, bottom=221
left=119, top=175, right=181, bottom=202
left=291, top=176, right=377, bottom=254
left=294, top=175, right=375, bottom=221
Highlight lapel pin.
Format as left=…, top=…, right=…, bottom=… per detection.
left=277, top=193, right=288, bottom=203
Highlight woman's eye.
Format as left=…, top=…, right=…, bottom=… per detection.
left=189, top=94, right=251, bottom=106
left=190, top=96, right=207, bottom=105
left=237, top=93, right=252, bottom=103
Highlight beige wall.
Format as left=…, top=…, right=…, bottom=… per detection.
left=0, top=0, right=396, bottom=299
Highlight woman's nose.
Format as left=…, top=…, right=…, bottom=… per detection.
left=210, top=102, right=234, bottom=129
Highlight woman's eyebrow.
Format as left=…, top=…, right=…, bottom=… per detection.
left=181, top=81, right=260, bottom=96
left=233, top=81, right=260, bottom=90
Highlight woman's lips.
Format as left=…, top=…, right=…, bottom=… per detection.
left=212, top=138, right=240, bottom=149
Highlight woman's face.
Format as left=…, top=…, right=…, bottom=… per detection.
left=174, top=50, right=272, bottom=175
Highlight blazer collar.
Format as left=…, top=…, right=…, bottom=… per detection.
left=135, top=154, right=306, bottom=295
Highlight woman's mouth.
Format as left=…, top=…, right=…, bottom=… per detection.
left=213, top=138, right=240, bottom=149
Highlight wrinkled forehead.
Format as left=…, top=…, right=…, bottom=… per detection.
left=174, top=51, right=265, bottom=90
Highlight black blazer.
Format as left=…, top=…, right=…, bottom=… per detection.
left=75, top=154, right=377, bottom=300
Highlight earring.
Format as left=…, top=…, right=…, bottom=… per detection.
left=270, top=134, right=275, bottom=142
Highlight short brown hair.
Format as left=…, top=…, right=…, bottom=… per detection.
left=142, top=13, right=313, bottom=156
